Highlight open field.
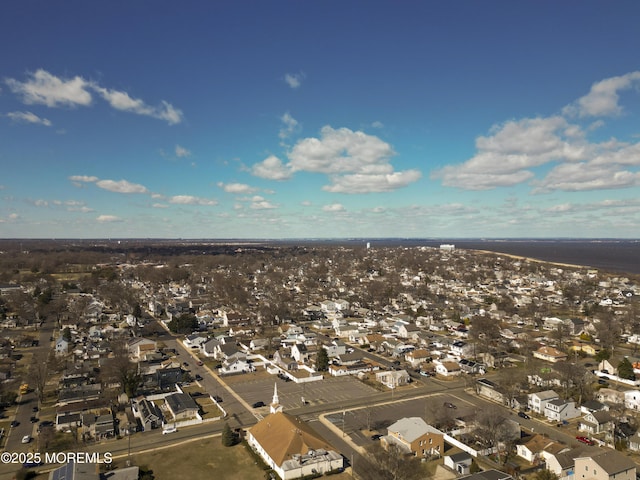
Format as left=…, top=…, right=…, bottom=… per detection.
left=111, top=436, right=353, bottom=480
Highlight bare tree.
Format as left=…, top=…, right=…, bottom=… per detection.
left=357, top=443, right=425, bottom=480
left=102, top=338, right=141, bottom=399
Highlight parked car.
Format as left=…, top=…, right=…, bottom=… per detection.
left=420, top=371, right=432, bottom=377
left=10, top=420, right=19, bottom=427
left=518, top=411, right=530, bottom=419
left=370, top=434, right=382, bottom=440
left=576, top=436, right=595, bottom=446
left=21, top=435, right=31, bottom=444
left=30, top=416, right=38, bottom=423
left=162, top=426, right=177, bottom=435
left=443, top=402, right=457, bottom=409
left=252, top=401, right=265, bottom=408
left=194, top=374, right=203, bottom=381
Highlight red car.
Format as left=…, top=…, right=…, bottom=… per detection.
left=576, top=436, right=595, bottom=446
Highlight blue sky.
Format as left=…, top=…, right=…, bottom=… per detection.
left=1, top=1, right=640, bottom=239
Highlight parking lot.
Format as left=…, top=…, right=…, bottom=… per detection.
left=226, top=370, right=380, bottom=411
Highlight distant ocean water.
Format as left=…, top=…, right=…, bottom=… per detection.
left=306, top=239, right=640, bottom=275
left=370, top=239, right=640, bottom=275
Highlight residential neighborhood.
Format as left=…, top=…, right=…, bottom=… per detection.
left=0, top=239, right=639, bottom=480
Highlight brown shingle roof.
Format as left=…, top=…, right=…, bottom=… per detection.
left=249, top=412, right=336, bottom=466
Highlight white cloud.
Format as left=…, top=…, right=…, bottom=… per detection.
left=371, top=121, right=384, bottom=129
left=93, top=86, right=184, bottom=125
left=6, top=111, right=52, bottom=126
left=96, top=179, right=148, bottom=194
left=217, top=182, right=259, bottom=194
left=563, top=71, right=640, bottom=118
left=152, top=203, right=169, bottom=209
left=68, top=206, right=94, bottom=213
left=322, top=203, right=345, bottom=212
left=6, top=69, right=183, bottom=124
left=175, top=145, right=191, bottom=157
left=69, top=175, right=98, bottom=183
left=6, top=69, right=92, bottom=107
left=168, top=195, right=217, bottom=206
left=250, top=198, right=277, bottom=209
left=96, top=214, right=121, bottom=222
left=279, top=112, right=299, bottom=140
left=534, top=162, right=640, bottom=193
left=432, top=116, right=588, bottom=190
left=284, top=72, right=305, bottom=89
left=288, top=126, right=421, bottom=193
left=533, top=140, right=640, bottom=193
left=251, top=155, right=293, bottom=180
left=323, top=170, right=422, bottom=193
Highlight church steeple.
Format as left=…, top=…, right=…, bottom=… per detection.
left=270, top=382, right=283, bottom=414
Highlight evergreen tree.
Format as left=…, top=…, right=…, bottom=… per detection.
left=618, top=357, right=635, bottom=380
left=221, top=422, right=236, bottom=447
left=316, top=347, right=329, bottom=372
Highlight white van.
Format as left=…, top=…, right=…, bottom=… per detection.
left=162, top=426, right=177, bottom=435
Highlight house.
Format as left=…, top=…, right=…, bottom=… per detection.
left=131, top=397, right=163, bottom=431
left=291, top=343, right=309, bottom=363
left=627, top=433, right=640, bottom=453
left=323, top=340, right=347, bottom=358
left=434, top=361, right=462, bottom=377
left=476, top=378, right=507, bottom=405
left=247, top=411, right=343, bottom=479
left=533, top=346, right=568, bottom=363
left=382, top=417, right=444, bottom=457
left=220, top=354, right=254, bottom=375
left=516, top=434, right=567, bottom=464
left=56, top=412, right=82, bottom=432
left=579, top=400, right=608, bottom=415
left=568, top=341, right=598, bottom=357
left=596, top=388, right=624, bottom=406
left=624, top=390, right=640, bottom=411
left=405, top=348, right=431, bottom=368
left=183, top=333, right=208, bottom=349
left=528, top=390, right=559, bottom=414
left=55, top=337, right=70, bottom=356
left=84, top=413, right=115, bottom=440
left=574, top=449, right=636, bottom=480
left=164, top=392, right=200, bottom=421
left=544, top=398, right=581, bottom=422
left=47, top=461, right=139, bottom=480
left=375, top=370, right=410, bottom=389
left=578, top=411, right=614, bottom=436
left=200, top=337, right=220, bottom=358
left=450, top=340, right=473, bottom=358
left=459, top=359, right=485, bottom=375
left=128, top=337, right=157, bottom=360
left=397, top=323, right=421, bottom=339
left=328, top=361, right=378, bottom=377
left=444, top=452, right=473, bottom=475
left=273, top=348, right=298, bottom=371
left=542, top=447, right=587, bottom=478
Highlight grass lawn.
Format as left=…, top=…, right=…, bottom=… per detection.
left=122, top=437, right=268, bottom=480
left=112, top=436, right=354, bottom=480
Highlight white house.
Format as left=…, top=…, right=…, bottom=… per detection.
left=528, top=390, right=559, bottom=414
left=624, top=390, right=640, bottom=411
left=544, top=398, right=581, bottom=422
